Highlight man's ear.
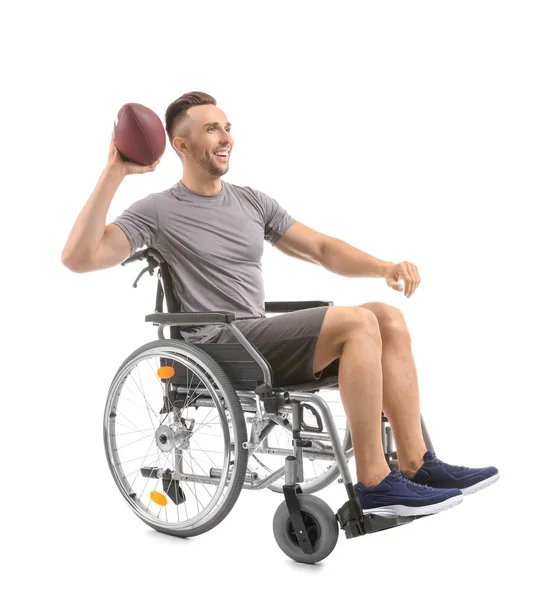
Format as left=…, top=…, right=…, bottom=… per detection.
left=173, top=137, right=187, bottom=157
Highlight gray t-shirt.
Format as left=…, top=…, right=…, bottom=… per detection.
left=112, top=179, right=296, bottom=342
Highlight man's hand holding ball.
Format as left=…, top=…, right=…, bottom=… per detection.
left=108, top=102, right=166, bottom=176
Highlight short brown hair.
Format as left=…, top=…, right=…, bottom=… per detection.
left=165, top=91, right=217, bottom=157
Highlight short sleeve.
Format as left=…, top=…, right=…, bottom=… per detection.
left=111, top=193, right=160, bottom=255
left=254, top=189, right=296, bottom=246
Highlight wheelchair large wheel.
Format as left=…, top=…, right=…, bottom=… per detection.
left=248, top=392, right=353, bottom=494
left=103, top=339, right=248, bottom=538
left=273, top=494, right=339, bottom=564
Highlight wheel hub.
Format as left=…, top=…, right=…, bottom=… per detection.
left=155, top=422, right=193, bottom=453
left=287, top=512, right=321, bottom=547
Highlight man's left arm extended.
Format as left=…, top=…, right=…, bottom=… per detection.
left=319, top=237, right=421, bottom=297
left=319, top=237, right=392, bottom=277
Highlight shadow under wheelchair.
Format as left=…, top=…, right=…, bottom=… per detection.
left=103, top=247, right=437, bottom=564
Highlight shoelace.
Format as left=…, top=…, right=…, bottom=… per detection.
left=391, top=470, right=437, bottom=492
left=427, top=455, right=469, bottom=472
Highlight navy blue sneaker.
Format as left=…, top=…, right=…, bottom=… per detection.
left=354, top=470, right=463, bottom=517
left=405, top=450, right=500, bottom=496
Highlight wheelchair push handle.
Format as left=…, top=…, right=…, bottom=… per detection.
left=121, top=249, right=147, bottom=266
left=121, top=248, right=163, bottom=288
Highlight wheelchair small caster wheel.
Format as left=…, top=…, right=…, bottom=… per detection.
left=273, top=494, right=339, bottom=564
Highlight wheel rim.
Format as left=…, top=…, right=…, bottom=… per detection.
left=104, top=345, right=240, bottom=532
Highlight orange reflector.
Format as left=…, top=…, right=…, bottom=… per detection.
left=150, top=491, right=168, bottom=506
left=157, top=366, right=175, bottom=379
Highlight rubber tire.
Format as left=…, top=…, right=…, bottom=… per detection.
left=273, top=494, right=339, bottom=564
left=104, top=338, right=248, bottom=538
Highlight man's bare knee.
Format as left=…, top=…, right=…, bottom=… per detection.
left=313, top=306, right=382, bottom=373
left=346, top=307, right=382, bottom=345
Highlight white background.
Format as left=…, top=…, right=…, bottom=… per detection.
left=2, top=0, right=537, bottom=597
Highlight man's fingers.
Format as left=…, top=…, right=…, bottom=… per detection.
left=398, top=264, right=412, bottom=297
left=390, top=262, right=421, bottom=296
left=399, top=265, right=411, bottom=296
left=410, top=264, right=421, bottom=296
left=403, top=263, right=421, bottom=297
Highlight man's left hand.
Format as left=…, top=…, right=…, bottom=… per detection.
left=383, top=262, right=421, bottom=298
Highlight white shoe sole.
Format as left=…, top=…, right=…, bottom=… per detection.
left=362, top=493, right=463, bottom=518
left=460, top=473, right=500, bottom=496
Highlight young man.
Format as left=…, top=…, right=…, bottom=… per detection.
left=61, top=91, right=499, bottom=517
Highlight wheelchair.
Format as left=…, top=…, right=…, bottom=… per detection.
left=103, top=247, right=437, bottom=564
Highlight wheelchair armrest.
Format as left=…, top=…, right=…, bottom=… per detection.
left=264, top=300, right=334, bottom=313
left=145, top=312, right=237, bottom=326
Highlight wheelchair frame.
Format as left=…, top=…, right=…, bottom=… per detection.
left=120, top=246, right=436, bottom=556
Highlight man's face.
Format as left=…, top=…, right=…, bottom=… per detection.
left=175, top=104, right=234, bottom=176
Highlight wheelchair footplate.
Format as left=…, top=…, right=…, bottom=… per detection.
left=336, top=483, right=421, bottom=539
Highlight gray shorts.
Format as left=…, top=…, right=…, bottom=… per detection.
left=205, top=306, right=341, bottom=386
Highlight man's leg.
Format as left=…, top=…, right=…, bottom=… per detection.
left=312, top=306, right=391, bottom=487
left=354, top=302, right=499, bottom=495
left=313, top=304, right=429, bottom=486
left=313, top=305, right=469, bottom=514
left=358, top=302, right=428, bottom=477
